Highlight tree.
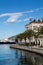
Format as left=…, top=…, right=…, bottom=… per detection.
left=16, top=33, right=27, bottom=43
left=16, top=34, right=22, bottom=43
left=34, top=27, right=40, bottom=45
left=29, top=18, right=33, bottom=22
left=26, top=29, right=34, bottom=45
left=39, top=26, right=43, bottom=35
left=22, top=31, right=27, bottom=42
left=38, top=19, right=41, bottom=22
left=34, top=32, right=38, bottom=45
left=41, top=18, right=43, bottom=22
left=33, top=19, right=36, bottom=22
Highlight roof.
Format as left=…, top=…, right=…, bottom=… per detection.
left=25, top=22, right=43, bottom=26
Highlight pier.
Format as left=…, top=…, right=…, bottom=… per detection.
left=10, top=44, right=43, bottom=56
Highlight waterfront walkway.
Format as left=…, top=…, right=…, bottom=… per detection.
left=10, top=44, right=43, bottom=56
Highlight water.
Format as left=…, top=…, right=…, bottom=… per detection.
left=0, top=44, right=43, bottom=65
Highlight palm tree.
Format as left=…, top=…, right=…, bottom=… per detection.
left=26, top=29, right=34, bottom=45
left=15, top=34, right=22, bottom=43
left=41, top=18, right=43, bottom=22
left=39, top=26, right=43, bottom=46
left=38, top=19, right=41, bottom=22
left=34, top=32, right=38, bottom=45
left=29, top=18, right=33, bottom=22
left=33, top=19, right=36, bottom=22
left=34, top=27, right=40, bottom=45
left=39, top=26, right=43, bottom=35
left=22, top=31, right=27, bottom=43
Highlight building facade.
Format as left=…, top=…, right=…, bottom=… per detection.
left=25, top=22, right=43, bottom=32
left=25, top=22, right=43, bottom=46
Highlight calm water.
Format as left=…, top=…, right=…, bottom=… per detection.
left=0, top=44, right=43, bottom=65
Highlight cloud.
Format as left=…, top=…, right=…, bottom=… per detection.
left=24, top=17, right=34, bottom=21
left=24, top=8, right=43, bottom=14
left=23, top=10, right=34, bottom=14
left=0, top=13, right=12, bottom=17
left=6, top=13, right=22, bottom=23
left=34, top=8, right=43, bottom=11
left=0, top=13, right=23, bottom=23
left=24, top=18, right=30, bottom=21
left=0, top=8, right=43, bottom=23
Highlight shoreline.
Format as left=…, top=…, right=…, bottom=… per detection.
left=10, top=44, right=43, bottom=56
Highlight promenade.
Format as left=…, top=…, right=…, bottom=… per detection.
left=10, top=44, right=43, bottom=56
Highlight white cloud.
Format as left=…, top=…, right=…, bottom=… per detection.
left=6, top=13, right=22, bottom=23
left=23, top=8, right=43, bottom=14
left=34, top=8, right=43, bottom=11
left=0, top=13, right=23, bottom=23
left=24, top=17, right=34, bottom=21
left=24, top=8, right=43, bottom=14
left=0, top=13, right=12, bottom=17
left=23, top=10, right=34, bottom=14
left=0, top=8, right=43, bottom=23
left=24, top=18, right=30, bottom=21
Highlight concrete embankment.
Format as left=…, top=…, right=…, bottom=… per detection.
left=10, top=44, right=43, bottom=56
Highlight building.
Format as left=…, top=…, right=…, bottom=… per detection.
left=25, top=22, right=43, bottom=46
left=25, top=22, right=43, bottom=32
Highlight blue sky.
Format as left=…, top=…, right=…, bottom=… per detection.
left=0, top=0, right=43, bottom=39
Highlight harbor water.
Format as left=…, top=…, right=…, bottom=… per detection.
left=0, top=44, right=43, bottom=65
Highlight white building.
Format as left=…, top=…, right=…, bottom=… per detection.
left=25, top=22, right=43, bottom=46
left=25, top=22, right=43, bottom=32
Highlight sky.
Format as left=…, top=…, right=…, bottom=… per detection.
left=0, top=0, right=43, bottom=39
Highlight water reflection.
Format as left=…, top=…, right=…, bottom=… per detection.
left=17, top=51, right=43, bottom=65
left=0, top=44, right=43, bottom=65
left=15, top=49, right=18, bottom=58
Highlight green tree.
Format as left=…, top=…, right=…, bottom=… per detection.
left=40, top=26, right=43, bottom=35
left=26, top=29, right=34, bottom=45
left=16, top=33, right=23, bottom=42
left=34, top=27, right=40, bottom=45
left=22, top=31, right=27, bottom=42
